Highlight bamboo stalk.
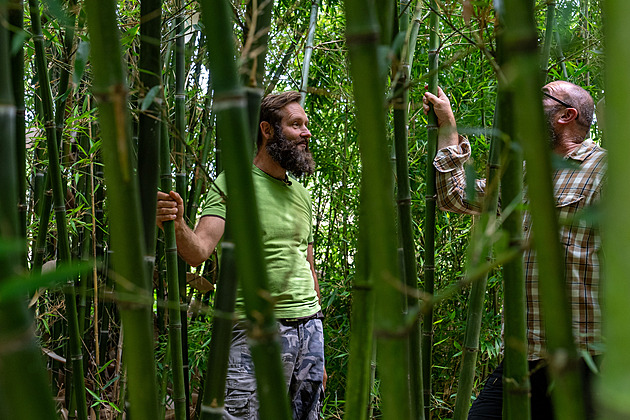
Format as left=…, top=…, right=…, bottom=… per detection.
left=83, top=2, right=161, bottom=420
left=342, top=205, right=375, bottom=420
left=553, top=31, right=569, bottom=79
left=160, top=122, right=187, bottom=420
left=199, top=240, right=238, bottom=420
left=0, top=7, right=57, bottom=417
left=138, top=0, right=162, bottom=259
left=453, top=25, right=508, bottom=418
left=172, top=8, right=193, bottom=413
left=29, top=1, right=89, bottom=418
left=345, top=0, right=412, bottom=418
left=299, top=0, right=320, bottom=105
left=198, top=1, right=291, bottom=418
left=541, top=0, right=556, bottom=71
left=502, top=1, right=585, bottom=419
left=422, top=2, right=440, bottom=417
left=599, top=1, right=630, bottom=418
left=394, top=1, right=423, bottom=418
left=242, top=0, right=274, bottom=89
left=452, top=96, right=505, bottom=420
left=491, top=5, right=531, bottom=419
left=54, top=0, right=77, bottom=151
left=186, top=100, right=214, bottom=224
left=8, top=0, right=26, bottom=257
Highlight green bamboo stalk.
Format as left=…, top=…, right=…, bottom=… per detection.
left=493, top=5, right=531, bottom=419
left=242, top=0, right=274, bottom=89
left=422, top=2, right=440, bottom=417
left=83, top=2, right=161, bottom=420
left=199, top=240, right=238, bottom=420
left=173, top=6, right=192, bottom=411
left=299, top=0, right=320, bottom=105
left=32, top=174, right=53, bottom=272
left=242, top=0, right=274, bottom=151
left=186, top=100, right=214, bottom=224
left=54, top=0, right=77, bottom=148
left=452, top=102, right=504, bottom=419
left=137, top=1, right=165, bottom=410
left=502, top=1, right=585, bottom=419
left=138, top=0, right=162, bottom=257
left=29, top=1, right=88, bottom=418
left=0, top=6, right=57, bottom=417
left=393, top=1, right=423, bottom=418
left=343, top=201, right=375, bottom=420
left=553, top=31, right=569, bottom=79
left=160, top=122, right=187, bottom=420
left=541, top=0, right=556, bottom=71
left=8, top=0, right=26, bottom=256
left=499, top=106, right=529, bottom=420
left=599, top=1, right=630, bottom=418
left=345, top=1, right=411, bottom=419
left=453, top=32, right=507, bottom=420
left=77, top=129, right=92, bottom=336
left=198, top=1, right=291, bottom=419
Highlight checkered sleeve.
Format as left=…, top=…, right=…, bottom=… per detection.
left=433, top=137, right=484, bottom=215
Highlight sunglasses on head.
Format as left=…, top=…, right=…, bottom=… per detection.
left=542, top=90, right=579, bottom=120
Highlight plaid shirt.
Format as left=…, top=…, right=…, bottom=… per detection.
left=434, top=138, right=607, bottom=360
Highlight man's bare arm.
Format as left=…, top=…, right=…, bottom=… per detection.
left=157, top=191, right=225, bottom=267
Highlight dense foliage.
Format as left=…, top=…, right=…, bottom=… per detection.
left=0, top=0, right=609, bottom=419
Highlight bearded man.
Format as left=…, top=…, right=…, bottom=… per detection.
left=423, top=81, right=605, bottom=419
left=157, top=91, right=325, bottom=419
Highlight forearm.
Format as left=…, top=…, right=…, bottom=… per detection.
left=434, top=139, right=485, bottom=215
left=437, top=121, right=460, bottom=150
left=171, top=220, right=212, bottom=267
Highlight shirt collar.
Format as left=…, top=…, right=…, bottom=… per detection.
left=566, top=139, right=595, bottom=162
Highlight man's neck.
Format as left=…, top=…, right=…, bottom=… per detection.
left=553, top=133, right=586, bottom=156
left=253, top=149, right=286, bottom=180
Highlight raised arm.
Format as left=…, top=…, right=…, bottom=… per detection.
left=423, top=86, right=485, bottom=215
left=157, top=191, right=225, bottom=266
left=423, top=86, right=461, bottom=149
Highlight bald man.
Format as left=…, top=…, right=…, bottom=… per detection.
left=423, top=81, right=606, bottom=419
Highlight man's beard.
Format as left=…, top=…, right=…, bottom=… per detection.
left=266, top=124, right=315, bottom=177
left=544, top=107, right=560, bottom=149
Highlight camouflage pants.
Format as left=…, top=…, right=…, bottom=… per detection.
left=223, top=317, right=325, bottom=420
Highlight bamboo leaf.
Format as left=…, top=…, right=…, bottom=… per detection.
left=73, top=40, right=89, bottom=86
left=41, top=0, right=72, bottom=28
left=0, top=261, right=93, bottom=302
left=9, top=29, right=28, bottom=56
left=141, top=85, right=161, bottom=111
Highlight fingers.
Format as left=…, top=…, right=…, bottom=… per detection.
left=423, top=93, right=436, bottom=114
left=156, top=191, right=182, bottom=228
left=169, top=190, right=184, bottom=205
left=422, top=86, right=444, bottom=114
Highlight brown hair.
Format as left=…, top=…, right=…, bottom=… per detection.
left=257, top=91, right=302, bottom=147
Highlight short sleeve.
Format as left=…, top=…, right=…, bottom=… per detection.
left=200, top=174, right=227, bottom=220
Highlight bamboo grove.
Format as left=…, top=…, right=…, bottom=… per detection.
left=0, top=0, right=627, bottom=419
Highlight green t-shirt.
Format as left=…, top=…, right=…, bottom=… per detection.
left=201, top=165, right=320, bottom=319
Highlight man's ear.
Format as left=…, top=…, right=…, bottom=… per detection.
left=260, top=121, right=274, bottom=141
left=559, top=108, right=579, bottom=124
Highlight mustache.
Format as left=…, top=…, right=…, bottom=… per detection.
left=266, top=125, right=316, bottom=177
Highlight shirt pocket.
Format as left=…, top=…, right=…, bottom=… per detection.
left=556, top=192, right=585, bottom=225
